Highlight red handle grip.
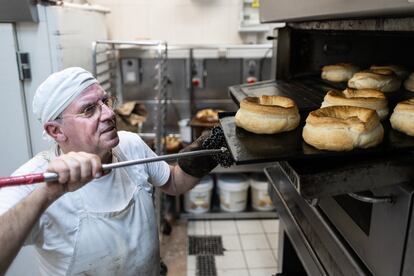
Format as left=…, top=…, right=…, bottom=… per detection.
left=0, top=173, right=45, bottom=188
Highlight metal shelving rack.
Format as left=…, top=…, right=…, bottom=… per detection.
left=92, top=40, right=169, bottom=229
left=92, top=40, right=169, bottom=154
left=181, top=44, right=277, bottom=220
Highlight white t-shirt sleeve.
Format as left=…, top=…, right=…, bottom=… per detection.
left=117, top=131, right=171, bottom=187
left=0, top=155, right=48, bottom=216
left=0, top=153, right=49, bottom=245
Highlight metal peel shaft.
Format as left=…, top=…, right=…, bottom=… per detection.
left=0, top=148, right=227, bottom=187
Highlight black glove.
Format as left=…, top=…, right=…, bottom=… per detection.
left=177, top=131, right=218, bottom=178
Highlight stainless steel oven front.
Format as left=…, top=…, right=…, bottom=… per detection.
left=319, top=181, right=414, bottom=276
left=266, top=158, right=414, bottom=276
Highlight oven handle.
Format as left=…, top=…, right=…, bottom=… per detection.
left=347, top=192, right=393, bottom=204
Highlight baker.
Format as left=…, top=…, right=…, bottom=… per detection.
left=0, top=67, right=217, bottom=276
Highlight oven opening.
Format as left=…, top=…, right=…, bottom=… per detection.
left=289, top=30, right=414, bottom=79
left=333, top=191, right=373, bottom=235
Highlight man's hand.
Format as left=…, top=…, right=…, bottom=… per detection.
left=177, top=131, right=218, bottom=178
left=43, top=152, right=102, bottom=201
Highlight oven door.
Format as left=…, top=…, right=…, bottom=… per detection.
left=265, top=164, right=369, bottom=276
left=319, top=184, right=414, bottom=276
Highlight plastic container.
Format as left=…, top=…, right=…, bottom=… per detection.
left=184, top=175, right=214, bottom=214
left=250, top=173, right=274, bottom=211
left=217, top=174, right=250, bottom=212
left=178, top=118, right=191, bottom=143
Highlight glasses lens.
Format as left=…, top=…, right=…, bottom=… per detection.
left=63, top=96, right=117, bottom=119
left=105, top=96, right=116, bottom=108
left=81, top=105, right=99, bottom=118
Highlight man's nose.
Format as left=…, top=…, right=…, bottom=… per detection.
left=100, top=103, right=115, bottom=120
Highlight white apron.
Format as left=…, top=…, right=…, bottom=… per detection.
left=39, top=147, right=160, bottom=276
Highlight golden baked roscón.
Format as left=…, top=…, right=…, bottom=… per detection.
left=404, top=72, right=414, bottom=92
left=370, top=65, right=409, bottom=79
left=321, top=63, right=360, bottom=82
left=390, top=98, right=414, bottom=136
left=321, top=88, right=389, bottom=120
left=302, top=106, right=384, bottom=151
left=235, top=95, right=300, bottom=134
left=163, top=136, right=183, bottom=153
left=348, top=69, right=401, bottom=92
left=195, top=108, right=223, bottom=123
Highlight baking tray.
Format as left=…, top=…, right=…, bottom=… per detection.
left=220, top=112, right=414, bottom=165
left=229, top=80, right=324, bottom=110
left=229, top=76, right=414, bottom=110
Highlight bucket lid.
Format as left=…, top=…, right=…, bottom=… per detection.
left=217, top=174, right=249, bottom=191
left=178, top=118, right=190, bottom=126
left=250, top=173, right=269, bottom=189
left=250, top=173, right=267, bottom=182
left=192, top=175, right=214, bottom=191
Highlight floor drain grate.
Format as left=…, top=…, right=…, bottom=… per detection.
left=188, top=236, right=224, bottom=255
left=196, top=255, right=217, bottom=276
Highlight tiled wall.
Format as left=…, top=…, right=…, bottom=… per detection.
left=90, top=0, right=270, bottom=44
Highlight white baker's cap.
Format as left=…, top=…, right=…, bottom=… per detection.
left=33, top=67, right=98, bottom=125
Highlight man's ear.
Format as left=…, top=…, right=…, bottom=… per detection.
left=44, top=121, right=67, bottom=142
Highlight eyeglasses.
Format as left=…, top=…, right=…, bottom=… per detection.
left=57, top=96, right=117, bottom=120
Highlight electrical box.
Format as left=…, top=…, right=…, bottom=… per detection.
left=121, top=58, right=141, bottom=84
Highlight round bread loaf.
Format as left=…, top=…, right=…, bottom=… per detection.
left=164, top=136, right=183, bottom=153
left=404, top=73, right=414, bottom=92
left=348, top=69, right=401, bottom=92
left=321, top=88, right=389, bottom=120
left=321, top=63, right=360, bottom=82
left=370, top=65, right=409, bottom=79
left=302, top=106, right=384, bottom=151
left=195, top=108, right=222, bottom=123
left=235, top=95, right=300, bottom=134
left=390, top=98, right=414, bottom=136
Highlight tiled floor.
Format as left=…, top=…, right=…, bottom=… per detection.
left=187, top=219, right=280, bottom=276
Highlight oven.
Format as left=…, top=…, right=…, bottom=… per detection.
left=223, top=2, right=414, bottom=275
left=264, top=156, right=414, bottom=276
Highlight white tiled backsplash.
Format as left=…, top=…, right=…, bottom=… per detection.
left=90, top=0, right=272, bottom=43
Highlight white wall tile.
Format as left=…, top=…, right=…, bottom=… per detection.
left=227, top=2, right=244, bottom=44
left=172, top=5, right=204, bottom=43
left=119, top=0, right=148, bottom=5
left=202, top=5, right=231, bottom=44
left=148, top=4, right=175, bottom=41
left=104, top=5, right=123, bottom=39
left=92, top=0, right=254, bottom=44
left=119, top=4, right=150, bottom=40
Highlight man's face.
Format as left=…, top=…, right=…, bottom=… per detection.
left=58, top=84, right=119, bottom=156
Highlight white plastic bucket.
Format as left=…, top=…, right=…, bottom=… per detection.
left=178, top=118, right=191, bottom=143
left=250, top=173, right=274, bottom=211
left=184, top=175, right=214, bottom=214
left=217, top=174, right=249, bottom=212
